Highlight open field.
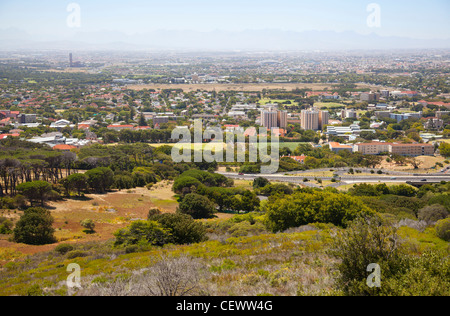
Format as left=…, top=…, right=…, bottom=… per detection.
left=126, top=82, right=384, bottom=92
left=378, top=155, right=448, bottom=174
left=313, top=102, right=346, bottom=109
left=0, top=181, right=179, bottom=256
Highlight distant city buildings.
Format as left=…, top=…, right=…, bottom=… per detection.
left=354, top=141, right=434, bottom=157
left=389, top=112, right=422, bottom=122
left=300, top=109, right=329, bottom=131
left=260, top=109, right=287, bottom=129
left=329, top=142, right=354, bottom=153
left=360, top=92, right=381, bottom=102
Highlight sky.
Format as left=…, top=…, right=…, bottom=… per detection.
left=0, top=0, right=449, bottom=39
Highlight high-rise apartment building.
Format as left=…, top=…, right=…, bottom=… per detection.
left=301, top=109, right=319, bottom=131
left=318, top=110, right=329, bottom=130
left=301, top=109, right=329, bottom=131
left=261, top=109, right=287, bottom=129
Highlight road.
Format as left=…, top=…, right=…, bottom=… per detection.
left=218, top=171, right=450, bottom=188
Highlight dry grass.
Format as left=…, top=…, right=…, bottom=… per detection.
left=0, top=181, right=179, bottom=256
left=378, top=155, right=447, bottom=174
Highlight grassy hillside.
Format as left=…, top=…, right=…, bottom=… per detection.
left=0, top=219, right=448, bottom=296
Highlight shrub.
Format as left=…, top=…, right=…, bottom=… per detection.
left=55, top=243, right=75, bottom=255
left=435, top=218, right=450, bottom=241
left=13, top=207, right=56, bottom=245
left=177, top=193, right=216, bottom=219
left=0, top=217, right=13, bottom=234
left=418, top=205, right=449, bottom=224
left=149, top=213, right=208, bottom=245
left=265, top=190, right=375, bottom=232
left=66, top=250, right=89, bottom=259
left=331, top=216, right=406, bottom=296
left=114, top=220, right=172, bottom=248
left=80, top=219, right=96, bottom=233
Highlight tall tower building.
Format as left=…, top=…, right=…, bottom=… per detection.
left=301, top=109, right=319, bottom=131
left=318, top=110, right=329, bottom=130
left=261, top=110, right=278, bottom=129
left=277, top=110, right=287, bottom=129
left=69, top=53, right=73, bottom=68
left=261, top=109, right=288, bottom=129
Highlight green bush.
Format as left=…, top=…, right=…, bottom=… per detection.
left=54, top=243, right=75, bottom=255
left=177, top=193, right=216, bottom=219
left=0, top=217, right=13, bottom=234
left=13, top=207, right=56, bottom=245
left=265, top=190, right=375, bottom=232
left=418, top=204, right=449, bottom=223
left=435, top=218, right=450, bottom=241
left=331, top=216, right=406, bottom=296
left=114, top=220, right=172, bottom=248
left=150, top=213, right=208, bottom=245
left=66, top=250, right=89, bottom=259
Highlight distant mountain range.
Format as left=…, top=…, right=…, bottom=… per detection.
left=1, top=28, right=449, bottom=51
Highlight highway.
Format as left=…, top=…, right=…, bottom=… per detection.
left=218, top=171, right=450, bottom=187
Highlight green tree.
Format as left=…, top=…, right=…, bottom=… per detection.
left=177, top=193, right=216, bottom=219
left=66, top=173, right=88, bottom=196
left=86, top=167, right=115, bottom=193
left=172, top=176, right=202, bottom=195
left=13, top=207, right=56, bottom=245
left=439, top=142, right=450, bottom=158
left=16, top=181, right=52, bottom=206
left=80, top=219, right=96, bottom=233
left=253, top=177, right=270, bottom=189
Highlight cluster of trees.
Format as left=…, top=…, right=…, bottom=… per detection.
left=348, top=183, right=417, bottom=198
left=347, top=182, right=449, bottom=220
left=102, top=129, right=173, bottom=144
left=0, top=140, right=222, bottom=208
left=0, top=139, right=78, bottom=197
left=172, top=170, right=260, bottom=216
left=264, top=188, right=375, bottom=232
left=287, top=143, right=384, bottom=170
left=114, top=210, right=208, bottom=252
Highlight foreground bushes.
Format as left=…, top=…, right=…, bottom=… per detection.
left=265, top=189, right=375, bottom=232
left=114, top=212, right=208, bottom=251
left=331, top=215, right=450, bottom=296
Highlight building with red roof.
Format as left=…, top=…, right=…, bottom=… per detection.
left=53, top=144, right=77, bottom=151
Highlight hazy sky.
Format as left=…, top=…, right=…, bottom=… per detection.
left=0, top=0, right=449, bottom=39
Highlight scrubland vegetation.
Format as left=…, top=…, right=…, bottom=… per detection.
left=0, top=175, right=448, bottom=296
